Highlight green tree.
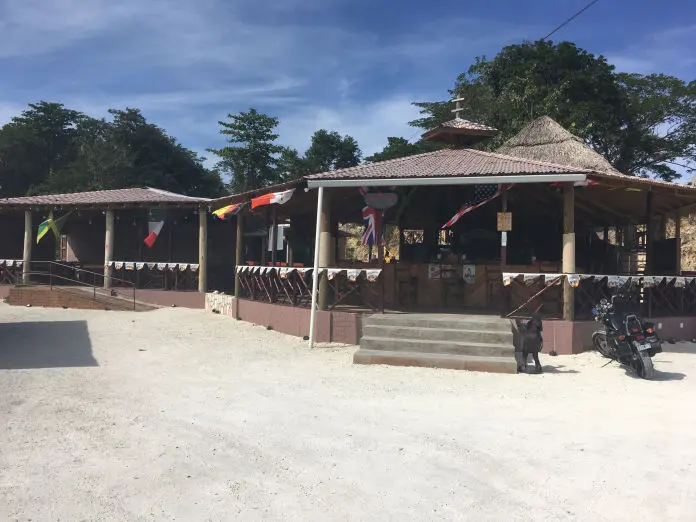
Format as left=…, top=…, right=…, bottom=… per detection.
left=0, top=102, right=224, bottom=197
left=304, top=129, right=361, bottom=173
left=410, top=40, right=695, bottom=181
left=276, top=147, right=309, bottom=182
left=365, top=137, right=441, bottom=163
left=106, top=108, right=224, bottom=197
left=208, top=108, right=285, bottom=193
left=0, top=101, right=85, bottom=197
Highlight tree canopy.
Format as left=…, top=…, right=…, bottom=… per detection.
left=365, top=137, right=440, bottom=163
left=0, top=101, right=224, bottom=198
left=408, top=40, right=695, bottom=181
left=208, top=110, right=361, bottom=192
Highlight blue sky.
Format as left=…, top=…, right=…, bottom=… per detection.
left=0, top=0, right=694, bottom=169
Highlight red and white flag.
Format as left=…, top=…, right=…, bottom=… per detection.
left=143, top=213, right=165, bottom=248
left=251, top=188, right=295, bottom=210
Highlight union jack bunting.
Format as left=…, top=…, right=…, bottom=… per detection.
left=361, top=206, right=382, bottom=246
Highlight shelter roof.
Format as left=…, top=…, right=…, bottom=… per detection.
left=0, top=187, right=210, bottom=209
left=497, top=116, right=623, bottom=175
left=305, top=147, right=590, bottom=183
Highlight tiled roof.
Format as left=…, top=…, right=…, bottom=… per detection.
left=306, top=148, right=592, bottom=181
left=0, top=187, right=210, bottom=207
left=439, top=118, right=498, bottom=133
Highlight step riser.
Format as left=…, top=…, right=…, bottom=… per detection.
left=360, top=337, right=514, bottom=357
left=364, top=316, right=513, bottom=332
left=362, top=325, right=513, bottom=344
left=353, top=349, right=517, bottom=374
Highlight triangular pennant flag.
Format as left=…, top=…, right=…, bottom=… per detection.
left=37, top=211, right=72, bottom=244
left=251, top=188, right=295, bottom=210
left=144, top=210, right=166, bottom=248
left=213, top=201, right=249, bottom=220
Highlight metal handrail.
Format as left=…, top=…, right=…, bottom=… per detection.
left=32, top=260, right=136, bottom=286
left=24, top=261, right=137, bottom=310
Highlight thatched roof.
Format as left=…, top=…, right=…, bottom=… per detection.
left=497, top=116, right=624, bottom=175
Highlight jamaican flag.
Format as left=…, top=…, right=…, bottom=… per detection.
left=36, top=211, right=72, bottom=244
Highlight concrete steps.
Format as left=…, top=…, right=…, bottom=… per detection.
left=354, top=349, right=517, bottom=374
left=354, top=313, right=517, bottom=374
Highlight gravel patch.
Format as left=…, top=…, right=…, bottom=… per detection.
left=1, top=304, right=695, bottom=521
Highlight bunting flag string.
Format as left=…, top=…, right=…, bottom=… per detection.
left=502, top=273, right=696, bottom=288
left=251, top=188, right=295, bottom=210
left=213, top=201, right=249, bottom=220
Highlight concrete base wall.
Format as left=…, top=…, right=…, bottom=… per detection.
left=0, top=285, right=9, bottom=300
left=205, top=294, right=361, bottom=345
left=543, top=317, right=696, bottom=355
left=131, top=289, right=205, bottom=309
left=202, top=295, right=696, bottom=354
left=7, top=286, right=136, bottom=311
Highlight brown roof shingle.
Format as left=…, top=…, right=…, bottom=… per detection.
left=306, top=147, right=591, bottom=181
left=0, top=187, right=210, bottom=208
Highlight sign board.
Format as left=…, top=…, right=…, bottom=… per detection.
left=462, top=264, right=476, bottom=284
left=428, top=264, right=457, bottom=279
left=497, top=212, right=512, bottom=232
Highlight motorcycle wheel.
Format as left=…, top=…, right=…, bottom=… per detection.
left=592, top=331, right=613, bottom=358
left=633, top=351, right=655, bottom=380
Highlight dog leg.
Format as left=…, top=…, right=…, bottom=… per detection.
left=532, top=351, right=542, bottom=374
left=521, top=349, right=529, bottom=373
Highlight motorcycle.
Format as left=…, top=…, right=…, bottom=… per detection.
left=591, top=294, right=662, bottom=380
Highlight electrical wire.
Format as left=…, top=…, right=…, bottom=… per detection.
left=542, top=0, right=602, bottom=40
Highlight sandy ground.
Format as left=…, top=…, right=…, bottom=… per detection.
left=1, top=304, right=695, bottom=521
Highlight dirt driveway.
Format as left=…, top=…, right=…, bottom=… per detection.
left=1, top=304, right=695, bottom=521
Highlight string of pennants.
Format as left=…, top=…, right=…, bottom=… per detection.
left=0, top=259, right=23, bottom=267
left=106, top=261, right=199, bottom=272
left=236, top=265, right=382, bottom=282
left=503, top=273, right=696, bottom=289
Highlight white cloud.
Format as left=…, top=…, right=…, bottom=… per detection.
left=0, top=0, right=534, bottom=173
left=277, top=96, right=424, bottom=158
left=606, top=24, right=696, bottom=75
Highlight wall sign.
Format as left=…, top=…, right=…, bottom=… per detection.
left=497, top=212, right=512, bottom=232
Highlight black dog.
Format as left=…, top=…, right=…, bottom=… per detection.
left=515, top=314, right=543, bottom=374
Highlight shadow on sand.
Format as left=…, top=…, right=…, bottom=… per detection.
left=541, top=364, right=580, bottom=374
left=0, top=321, right=97, bottom=370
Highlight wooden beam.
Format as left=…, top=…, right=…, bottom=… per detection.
left=318, top=193, right=332, bottom=310
left=104, top=210, right=114, bottom=289
left=198, top=209, right=208, bottom=292
left=575, top=194, right=641, bottom=222
left=500, top=189, right=508, bottom=267
left=675, top=212, right=682, bottom=276
left=270, top=205, right=278, bottom=266
left=234, top=214, right=244, bottom=297
left=22, top=210, right=32, bottom=284
left=562, top=184, right=575, bottom=321
left=645, top=191, right=654, bottom=275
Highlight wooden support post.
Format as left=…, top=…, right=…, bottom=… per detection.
left=198, top=209, right=208, bottom=293
left=104, top=210, right=114, bottom=289
left=645, top=191, right=654, bottom=275
left=318, top=192, right=332, bottom=310
left=286, top=219, right=294, bottom=266
left=500, top=190, right=508, bottom=267
left=270, top=206, right=278, bottom=267
left=562, top=184, right=575, bottom=321
left=22, top=210, right=32, bottom=284
left=675, top=212, right=682, bottom=275
left=309, top=187, right=325, bottom=347
left=234, top=214, right=244, bottom=297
